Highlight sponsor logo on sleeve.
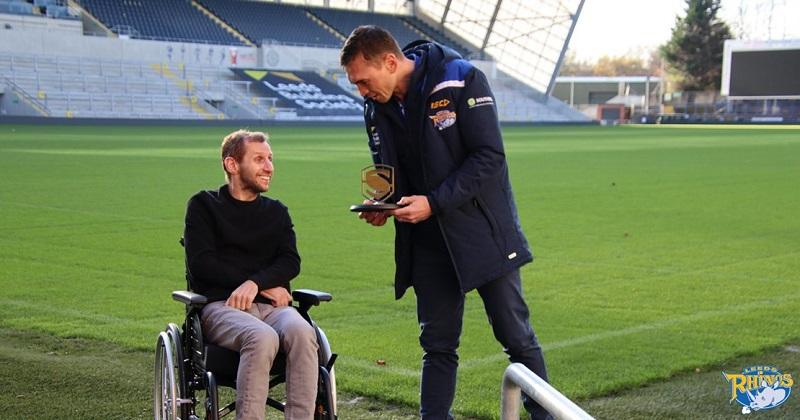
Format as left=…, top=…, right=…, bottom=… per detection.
left=467, top=96, right=494, bottom=109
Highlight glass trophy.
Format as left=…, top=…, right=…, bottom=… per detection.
left=349, top=164, right=402, bottom=212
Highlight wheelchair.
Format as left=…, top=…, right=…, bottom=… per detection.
left=154, top=241, right=337, bottom=419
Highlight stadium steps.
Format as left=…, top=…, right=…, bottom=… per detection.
left=149, top=63, right=192, bottom=92
left=149, top=63, right=222, bottom=119
left=401, top=17, right=474, bottom=58
left=179, top=95, right=219, bottom=120
left=304, top=10, right=346, bottom=43
left=66, top=0, right=115, bottom=37
left=398, top=19, right=429, bottom=41
left=1, top=77, right=51, bottom=116
left=189, top=0, right=254, bottom=47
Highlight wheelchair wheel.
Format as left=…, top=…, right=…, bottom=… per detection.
left=203, top=371, right=220, bottom=420
left=315, top=366, right=336, bottom=420
left=165, top=323, right=188, bottom=419
left=317, top=326, right=337, bottom=418
left=154, top=331, right=179, bottom=420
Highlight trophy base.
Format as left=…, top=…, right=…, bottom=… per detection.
left=349, top=203, right=402, bottom=212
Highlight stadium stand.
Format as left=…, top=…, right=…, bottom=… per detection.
left=230, top=68, right=362, bottom=118
left=0, top=1, right=589, bottom=122
left=0, top=53, right=224, bottom=119
left=308, top=7, right=423, bottom=48
left=400, top=16, right=474, bottom=57
left=197, top=0, right=342, bottom=47
left=0, top=0, right=34, bottom=16
left=492, top=75, right=583, bottom=122
left=304, top=6, right=472, bottom=57
left=31, top=0, right=76, bottom=19
left=75, top=0, right=244, bottom=45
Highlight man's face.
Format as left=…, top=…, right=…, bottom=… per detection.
left=345, top=53, right=397, bottom=103
left=233, top=141, right=273, bottom=194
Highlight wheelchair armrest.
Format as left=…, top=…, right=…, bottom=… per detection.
left=172, top=290, right=208, bottom=306
left=292, top=289, right=332, bottom=307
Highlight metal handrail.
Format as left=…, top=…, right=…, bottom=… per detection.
left=2, top=77, right=51, bottom=117
left=501, top=363, right=594, bottom=420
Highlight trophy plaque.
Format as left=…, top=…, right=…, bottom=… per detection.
left=349, top=164, right=403, bottom=212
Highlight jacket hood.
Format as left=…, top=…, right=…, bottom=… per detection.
left=401, top=40, right=463, bottom=96
left=402, top=40, right=463, bottom=69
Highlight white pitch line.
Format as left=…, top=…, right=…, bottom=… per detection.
left=340, top=293, right=799, bottom=377
left=460, top=293, right=800, bottom=370
left=3, top=201, right=172, bottom=224
left=0, top=298, right=153, bottom=326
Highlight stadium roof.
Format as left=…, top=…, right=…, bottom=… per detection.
left=281, top=0, right=585, bottom=95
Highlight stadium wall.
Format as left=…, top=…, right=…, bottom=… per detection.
left=0, top=13, right=81, bottom=34
left=0, top=19, right=345, bottom=72
left=261, top=44, right=341, bottom=71
left=0, top=21, right=259, bottom=67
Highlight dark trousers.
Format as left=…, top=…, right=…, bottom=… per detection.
left=411, top=223, right=551, bottom=420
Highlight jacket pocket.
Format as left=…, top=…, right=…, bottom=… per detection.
left=473, top=197, right=499, bottom=233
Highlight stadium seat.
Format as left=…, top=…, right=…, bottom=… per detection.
left=76, top=0, right=243, bottom=45
left=308, top=7, right=424, bottom=48
left=196, top=0, right=342, bottom=47
left=0, top=0, right=34, bottom=15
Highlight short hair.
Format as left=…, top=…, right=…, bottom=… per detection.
left=340, top=25, right=403, bottom=67
left=220, top=129, right=268, bottom=180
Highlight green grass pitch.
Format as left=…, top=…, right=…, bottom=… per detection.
left=0, top=124, right=798, bottom=418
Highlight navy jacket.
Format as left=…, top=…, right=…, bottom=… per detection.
left=363, top=41, right=533, bottom=298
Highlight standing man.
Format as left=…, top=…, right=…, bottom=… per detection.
left=341, top=26, right=552, bottom=420
left=183, top=130, right=318, bottom=420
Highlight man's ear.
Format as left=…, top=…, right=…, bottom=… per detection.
left=384, top=53, right=398, bottom=73
left=223, top=156, right=239, bottom=176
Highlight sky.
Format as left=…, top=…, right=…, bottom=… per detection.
left=568, top=0, right=800, bottom=62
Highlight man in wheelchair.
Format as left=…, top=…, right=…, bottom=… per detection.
left=181, top=129, right=321, bottom=420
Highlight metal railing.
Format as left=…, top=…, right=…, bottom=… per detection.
left=2, top=77, right=51, bottom=117
left=501, top=363, right=594, bottom=420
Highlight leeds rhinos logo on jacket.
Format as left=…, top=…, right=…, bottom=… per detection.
left=723, top=365, right=793, bottom=414
left=429, top=110, right=456, bottom=131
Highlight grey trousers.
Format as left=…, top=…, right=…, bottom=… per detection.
left=201, top=301, right=319, bottom=420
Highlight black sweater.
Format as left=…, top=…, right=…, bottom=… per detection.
left=183, top=185, right=301, bottom=303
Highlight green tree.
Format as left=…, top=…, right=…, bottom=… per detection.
left=559, top=51, right=594, bottom=76
left=560, top=52, right=652, bottom=77
left=660, top=0, right=732, bottom=91
left=593, top=55, right=649, bottom=76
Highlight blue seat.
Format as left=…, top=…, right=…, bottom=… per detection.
left=76, top=0, right=243, bottom=45
left=197, top=0, right=341, bottom=47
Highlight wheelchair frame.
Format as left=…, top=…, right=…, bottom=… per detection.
left=154, top=288, right=337, bottom=420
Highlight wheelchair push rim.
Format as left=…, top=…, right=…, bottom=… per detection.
left=154, top=331, right=179, bottom=420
